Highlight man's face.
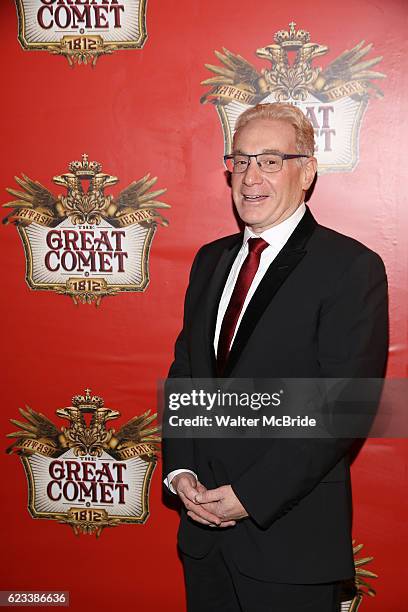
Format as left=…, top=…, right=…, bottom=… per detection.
left=231, top=118, right=316, bottom=233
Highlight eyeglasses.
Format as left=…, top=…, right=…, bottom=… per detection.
left=224, top=152, right=309, bottom=174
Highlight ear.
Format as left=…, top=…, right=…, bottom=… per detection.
left=301, top=157, right=317, bottom=190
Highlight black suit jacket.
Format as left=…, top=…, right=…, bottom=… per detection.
left=162, top=206, right=388, bottom=583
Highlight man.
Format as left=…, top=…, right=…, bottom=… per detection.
left=162, top=103, right=388, bottom=611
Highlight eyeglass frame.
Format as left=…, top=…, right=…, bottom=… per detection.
left=223, top=152, right=310, bottom=174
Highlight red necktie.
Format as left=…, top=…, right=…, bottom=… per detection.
left=217, top=237, right=269, bottom=375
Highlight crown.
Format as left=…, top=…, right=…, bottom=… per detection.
left=274, top=22, right=310, bottom=49
left=72, top=388, right=104, bottom=412
left=69, top=154, right=102, bottom=177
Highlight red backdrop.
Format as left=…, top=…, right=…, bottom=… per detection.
left=0, top=1, right=407, bottom=610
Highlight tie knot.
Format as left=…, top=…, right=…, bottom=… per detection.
left=247, top=237, right=269, bottom=258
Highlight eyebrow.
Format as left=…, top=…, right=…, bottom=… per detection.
left=232, top=148, right=284, bottom=155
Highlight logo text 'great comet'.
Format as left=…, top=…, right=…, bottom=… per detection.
left=45, top=228, right=128, bottom=273
left=47, top=459, right=129, bottom=504
left=37, top=1, right=125, bottom=30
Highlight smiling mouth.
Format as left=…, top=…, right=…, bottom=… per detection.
left=242, top=194, right=269, bottom=201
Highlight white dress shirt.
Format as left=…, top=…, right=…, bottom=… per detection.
left=165, top=203, right=306, bottom=492
left=214, top=203, right=306, bottom=353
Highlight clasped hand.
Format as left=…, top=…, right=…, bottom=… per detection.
left=172, top=473, right=248, bottom=527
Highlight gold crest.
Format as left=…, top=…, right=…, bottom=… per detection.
left=201, top=22, right=386, bottom=173
left=2, top=155, right=170, bottom=305
left=7, top=389, right=160, bottom=536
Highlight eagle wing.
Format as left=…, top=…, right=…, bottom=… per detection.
left=320, top=40, right=385, bottom=94
left=114, top=410, right=160, bottom=446
left=114, top=174, right=169, bottom=212
left=3, top=174, right=59, bottom=224
left=6, top=406, right=61, bottom=454
left=4, top=174, right=58, bottom=210
left=201, top=48, right=261, bottom=103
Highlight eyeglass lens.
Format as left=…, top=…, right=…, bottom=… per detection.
left=226, top=154, right=283, bottom=173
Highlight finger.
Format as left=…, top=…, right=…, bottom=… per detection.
left=186, top=511, right=216, bottom=526
left=219, top=520, right=236, bottom=528
left=199, top=501, right=220, bottom=515
left=186, top=512, right=236, bottom=528
left=200, top=501, right=239, bottom=523
left=195, top=487, right=224, bottom=504
left=186, top=511, right=235, bottom=528
left=183, top=494, right=221, bottom=516
left=179, top=492, right=222, bottom=525
left=195, top=481, right=208, bottom=493
left=180, top=492, right=221, bottom=524
left=178, top=483, right=201, bottom=503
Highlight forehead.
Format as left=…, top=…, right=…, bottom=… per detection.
left=233, top=118, right=296, bottom=153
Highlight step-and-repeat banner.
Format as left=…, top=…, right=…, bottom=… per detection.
left=0, top=1, right=406, bottom=611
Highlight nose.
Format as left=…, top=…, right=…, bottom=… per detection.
left=242, top=157, right=263, bottom=186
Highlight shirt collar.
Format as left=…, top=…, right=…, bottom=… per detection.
left=243, top=203, right=306, bottom=249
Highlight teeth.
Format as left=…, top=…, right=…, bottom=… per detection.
left=244, top=195, right=265, bottom=199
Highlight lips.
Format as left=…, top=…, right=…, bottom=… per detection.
left=242, top=194, right=269, bottom=201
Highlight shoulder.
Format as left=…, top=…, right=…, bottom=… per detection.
left=198, top=232, right=242, bottom=252
left=311, top=223, right=386, bottom=272
left=185, top=232, right=242, bottom=282
left=306, top=224, right=386, bottom=282
left=193, top=232, right=242, bottom=262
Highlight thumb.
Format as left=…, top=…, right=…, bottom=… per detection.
left=195, top=487, right=223, bottom=504
left=196, top=481, right=208, bottom=493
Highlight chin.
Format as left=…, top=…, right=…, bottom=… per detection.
left=238, top=208, right=272, bottom=227
left=237, top=205, right=264, bottom=220
left=240, top=214, right=262, bottom=227
left=244, top=220, right=271, bottom=233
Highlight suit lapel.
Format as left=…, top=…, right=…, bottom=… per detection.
left=223, top=207, right=317, bottom=376
left=204, top=237, right=242, bottom=372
